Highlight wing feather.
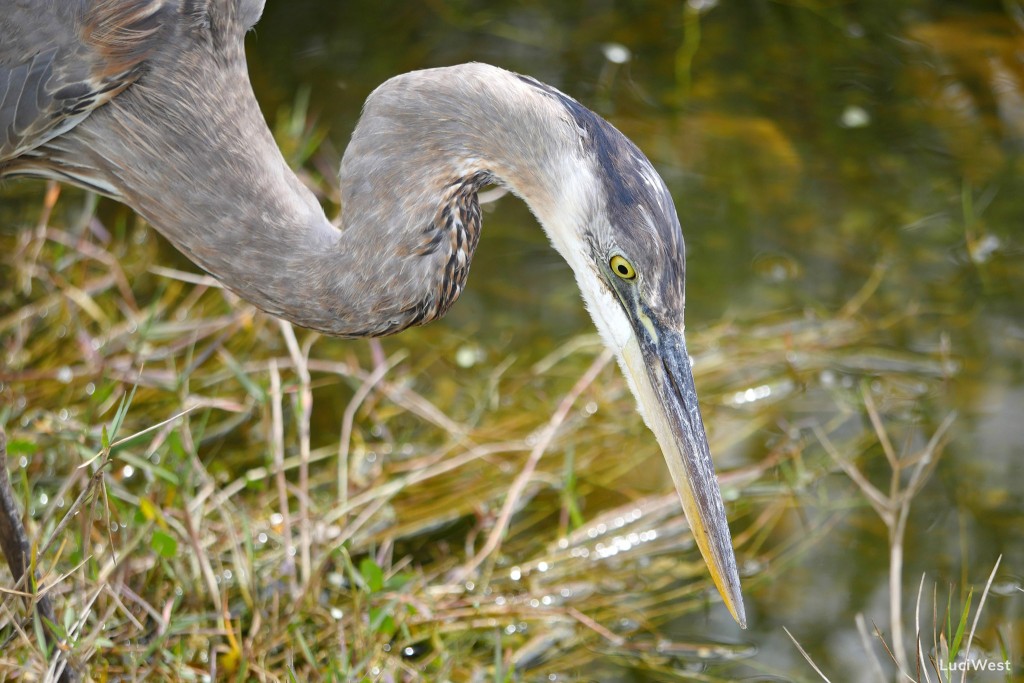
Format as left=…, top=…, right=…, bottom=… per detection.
left=0, top=0, right=171, bottom=163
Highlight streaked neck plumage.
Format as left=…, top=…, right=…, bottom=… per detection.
left=336, top=63, right=601, bottom=336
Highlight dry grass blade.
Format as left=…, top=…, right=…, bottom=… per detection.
left=855, top=612, right=887, bottom=681
left=268, top=359, right=297, bottom=598
left=813, top=424, right=889, bottom=518
left=277, top=320, right=314, bottom=588
left=871, top=619, right=915, bottom=682
left=959, top=555, right=1002, bottom=683
left=456, top=348, right=613, bottom=581
left=914, top=573, right=935, bottom=683
left=784, top=626, right=833, bottom=682
left=337, top=349, right=407, bottom=512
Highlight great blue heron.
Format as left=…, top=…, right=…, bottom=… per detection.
left=1, top=0, right=746, bottom=626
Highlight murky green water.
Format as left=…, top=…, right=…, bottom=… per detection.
left=2, top=0, right=1022, bottom=680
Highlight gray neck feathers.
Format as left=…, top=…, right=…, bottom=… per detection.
left=335, top=63, right=590, bottom=336
left=52, top=55, right=589, bottom=336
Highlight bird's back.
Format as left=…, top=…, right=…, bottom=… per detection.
left=0, top=0, right=171, bottom=169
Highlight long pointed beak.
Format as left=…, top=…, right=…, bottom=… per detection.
left=620, top=324, right=746, bottom=627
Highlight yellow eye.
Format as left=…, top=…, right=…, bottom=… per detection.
left=610, top=254, right=637, bottom=280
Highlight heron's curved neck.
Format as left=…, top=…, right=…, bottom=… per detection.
left=333, top=64, right=594, bottom=335
left=68, top=61, right=587, bottom=336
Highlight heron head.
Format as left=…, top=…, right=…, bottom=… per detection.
left=524, top=80, right=746, bottom=627
left=341, top=65, right=744, bottom=624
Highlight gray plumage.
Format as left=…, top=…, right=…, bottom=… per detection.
left=0, top=0, right=746, bottom=626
